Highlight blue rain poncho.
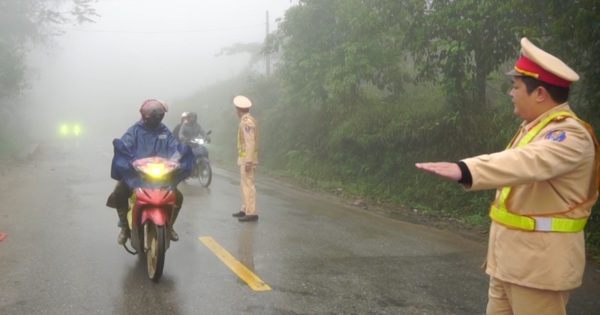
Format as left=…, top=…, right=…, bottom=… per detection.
left=110, top=121, right=193, bottom=188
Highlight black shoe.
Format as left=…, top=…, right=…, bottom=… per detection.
left=232, top=211, right=245, bottom=217
left=238, top=215, right=258, bottom=222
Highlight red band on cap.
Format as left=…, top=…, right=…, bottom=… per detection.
left=514, top=55, right=571, bottom=87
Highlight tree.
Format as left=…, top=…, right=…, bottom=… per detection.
left=0, top=41, right=26, bottom=99
left=216, top=42, right=266, bottom=72
left=266, top=0, right=420, bottom=109
left=535, top=0, right=600, bottom=123
left=0, top=0, right=98, bottom=101
left=407, top=0, right=531, bottom=112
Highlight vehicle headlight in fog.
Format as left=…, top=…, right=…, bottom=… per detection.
left=60, top=124, right=69, bottom=136
left=58, top=123, right=83, bottom=137
left=73, top=124, right=81, bottom=136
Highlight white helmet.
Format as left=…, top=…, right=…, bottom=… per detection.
left=233, top=95, right=252, bottom=108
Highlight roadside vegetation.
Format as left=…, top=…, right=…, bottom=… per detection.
left=177, top=0, right=600, bottom=261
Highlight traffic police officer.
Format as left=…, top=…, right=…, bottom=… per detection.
left=231, top=95, right=259, bottom=222
left=416, top=37, right=600, bottom=315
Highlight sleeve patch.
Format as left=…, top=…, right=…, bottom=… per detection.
left=244, top=125, right=253, bottom=133
left=544, top=130, right=566, bottom=142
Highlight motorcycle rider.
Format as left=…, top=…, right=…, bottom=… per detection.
left=179, top=112, right=210, bottom=143
left=172, top=111, right=188, bottom=143
left=107, top=99, right=193, bottom=245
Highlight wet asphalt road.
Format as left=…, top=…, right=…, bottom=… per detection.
left=1, top=137, right=599, bottom=315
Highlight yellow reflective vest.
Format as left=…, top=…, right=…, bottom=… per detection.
left=237, top=113, right=258, bottom=165
left=489, top=110, right=599, bottom=232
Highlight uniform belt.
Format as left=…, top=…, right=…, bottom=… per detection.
left=489, top=206, right=587, bottom=232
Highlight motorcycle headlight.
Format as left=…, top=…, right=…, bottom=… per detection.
left=146, top=163, right=166, bottom=178
left=73, top=124, right=81, bottom=136
left=59, top=124, right=69, bottom=136
left=133, top=158, right=178, bottom=181
left=57, top=123, right=82, bottom=137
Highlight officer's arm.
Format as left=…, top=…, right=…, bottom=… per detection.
left=461, top=123, right=591, bottom=190
left=243, top=121, right=256, bottom=164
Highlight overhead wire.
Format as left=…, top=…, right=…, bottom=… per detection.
left=59, top=22, right=267, bottom=34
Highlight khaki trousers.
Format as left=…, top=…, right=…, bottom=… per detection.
left=486, top=276, right=570, bottom=315
left=240, top=164, right=256, bottom=215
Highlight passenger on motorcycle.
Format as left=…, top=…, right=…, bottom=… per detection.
left=172, top=111, right=188, bottom=143
left=179, top=112, right=210, bottom=143
left=107, top=99, right=193, bottom=245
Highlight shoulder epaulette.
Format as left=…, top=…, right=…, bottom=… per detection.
left=551, top=115, right=569, bottom=122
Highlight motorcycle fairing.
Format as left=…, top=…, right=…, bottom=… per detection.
left=191, top=144, right=209, bottom=159
left=131, top=188, right=176, bottom=228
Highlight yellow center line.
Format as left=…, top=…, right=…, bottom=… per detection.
left=199, top=236, right=272, bottom=291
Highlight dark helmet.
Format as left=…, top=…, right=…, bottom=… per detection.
left=139, top=99, right=168, bottom=129
left=140, top=99, right=168, bottom=116
left=187, top=112, right=197, bottom=122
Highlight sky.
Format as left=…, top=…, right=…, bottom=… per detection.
left=25, top=0, right=295, bottom=136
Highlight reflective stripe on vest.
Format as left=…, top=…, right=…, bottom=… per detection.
left=489, top=110, right=590, bottom=232
left=237, top=116, right=258, bottom=158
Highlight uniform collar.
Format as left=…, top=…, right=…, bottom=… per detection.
left=522, top=103, right=571, bottom=132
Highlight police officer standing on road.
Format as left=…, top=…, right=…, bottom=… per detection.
left=416, top=37, right=600, bottom=315
left=231, top=95, right=259, bottom=222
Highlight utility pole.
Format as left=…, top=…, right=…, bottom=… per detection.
left=265, top=10, right=271, bottom=76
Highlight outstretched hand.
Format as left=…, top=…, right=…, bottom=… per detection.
left=415, top=162, right=461, bottom=181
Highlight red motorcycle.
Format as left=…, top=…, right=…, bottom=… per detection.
left=123, top=156, right=179, bottom=281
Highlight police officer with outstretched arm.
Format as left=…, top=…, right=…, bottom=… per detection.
left=416, top=38, right=600, bottom=315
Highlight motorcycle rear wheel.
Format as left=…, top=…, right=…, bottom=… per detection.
left=145, top=221, right=166, bottom=281
left=197, top=161, right=212, bottom=187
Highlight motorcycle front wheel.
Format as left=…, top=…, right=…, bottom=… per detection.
left=144, top=221, right=166, bottom=281
left=197, top=160, right=212, bottom=187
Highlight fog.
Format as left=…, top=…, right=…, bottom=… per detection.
left=23, top=0, right=293, bottom=140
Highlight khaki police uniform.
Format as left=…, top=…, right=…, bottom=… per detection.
left=463, top=103, right=597, bottom=287
left=235, top=97, right=258, bottom=216
left=462, top=38, right=600, bottom=314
